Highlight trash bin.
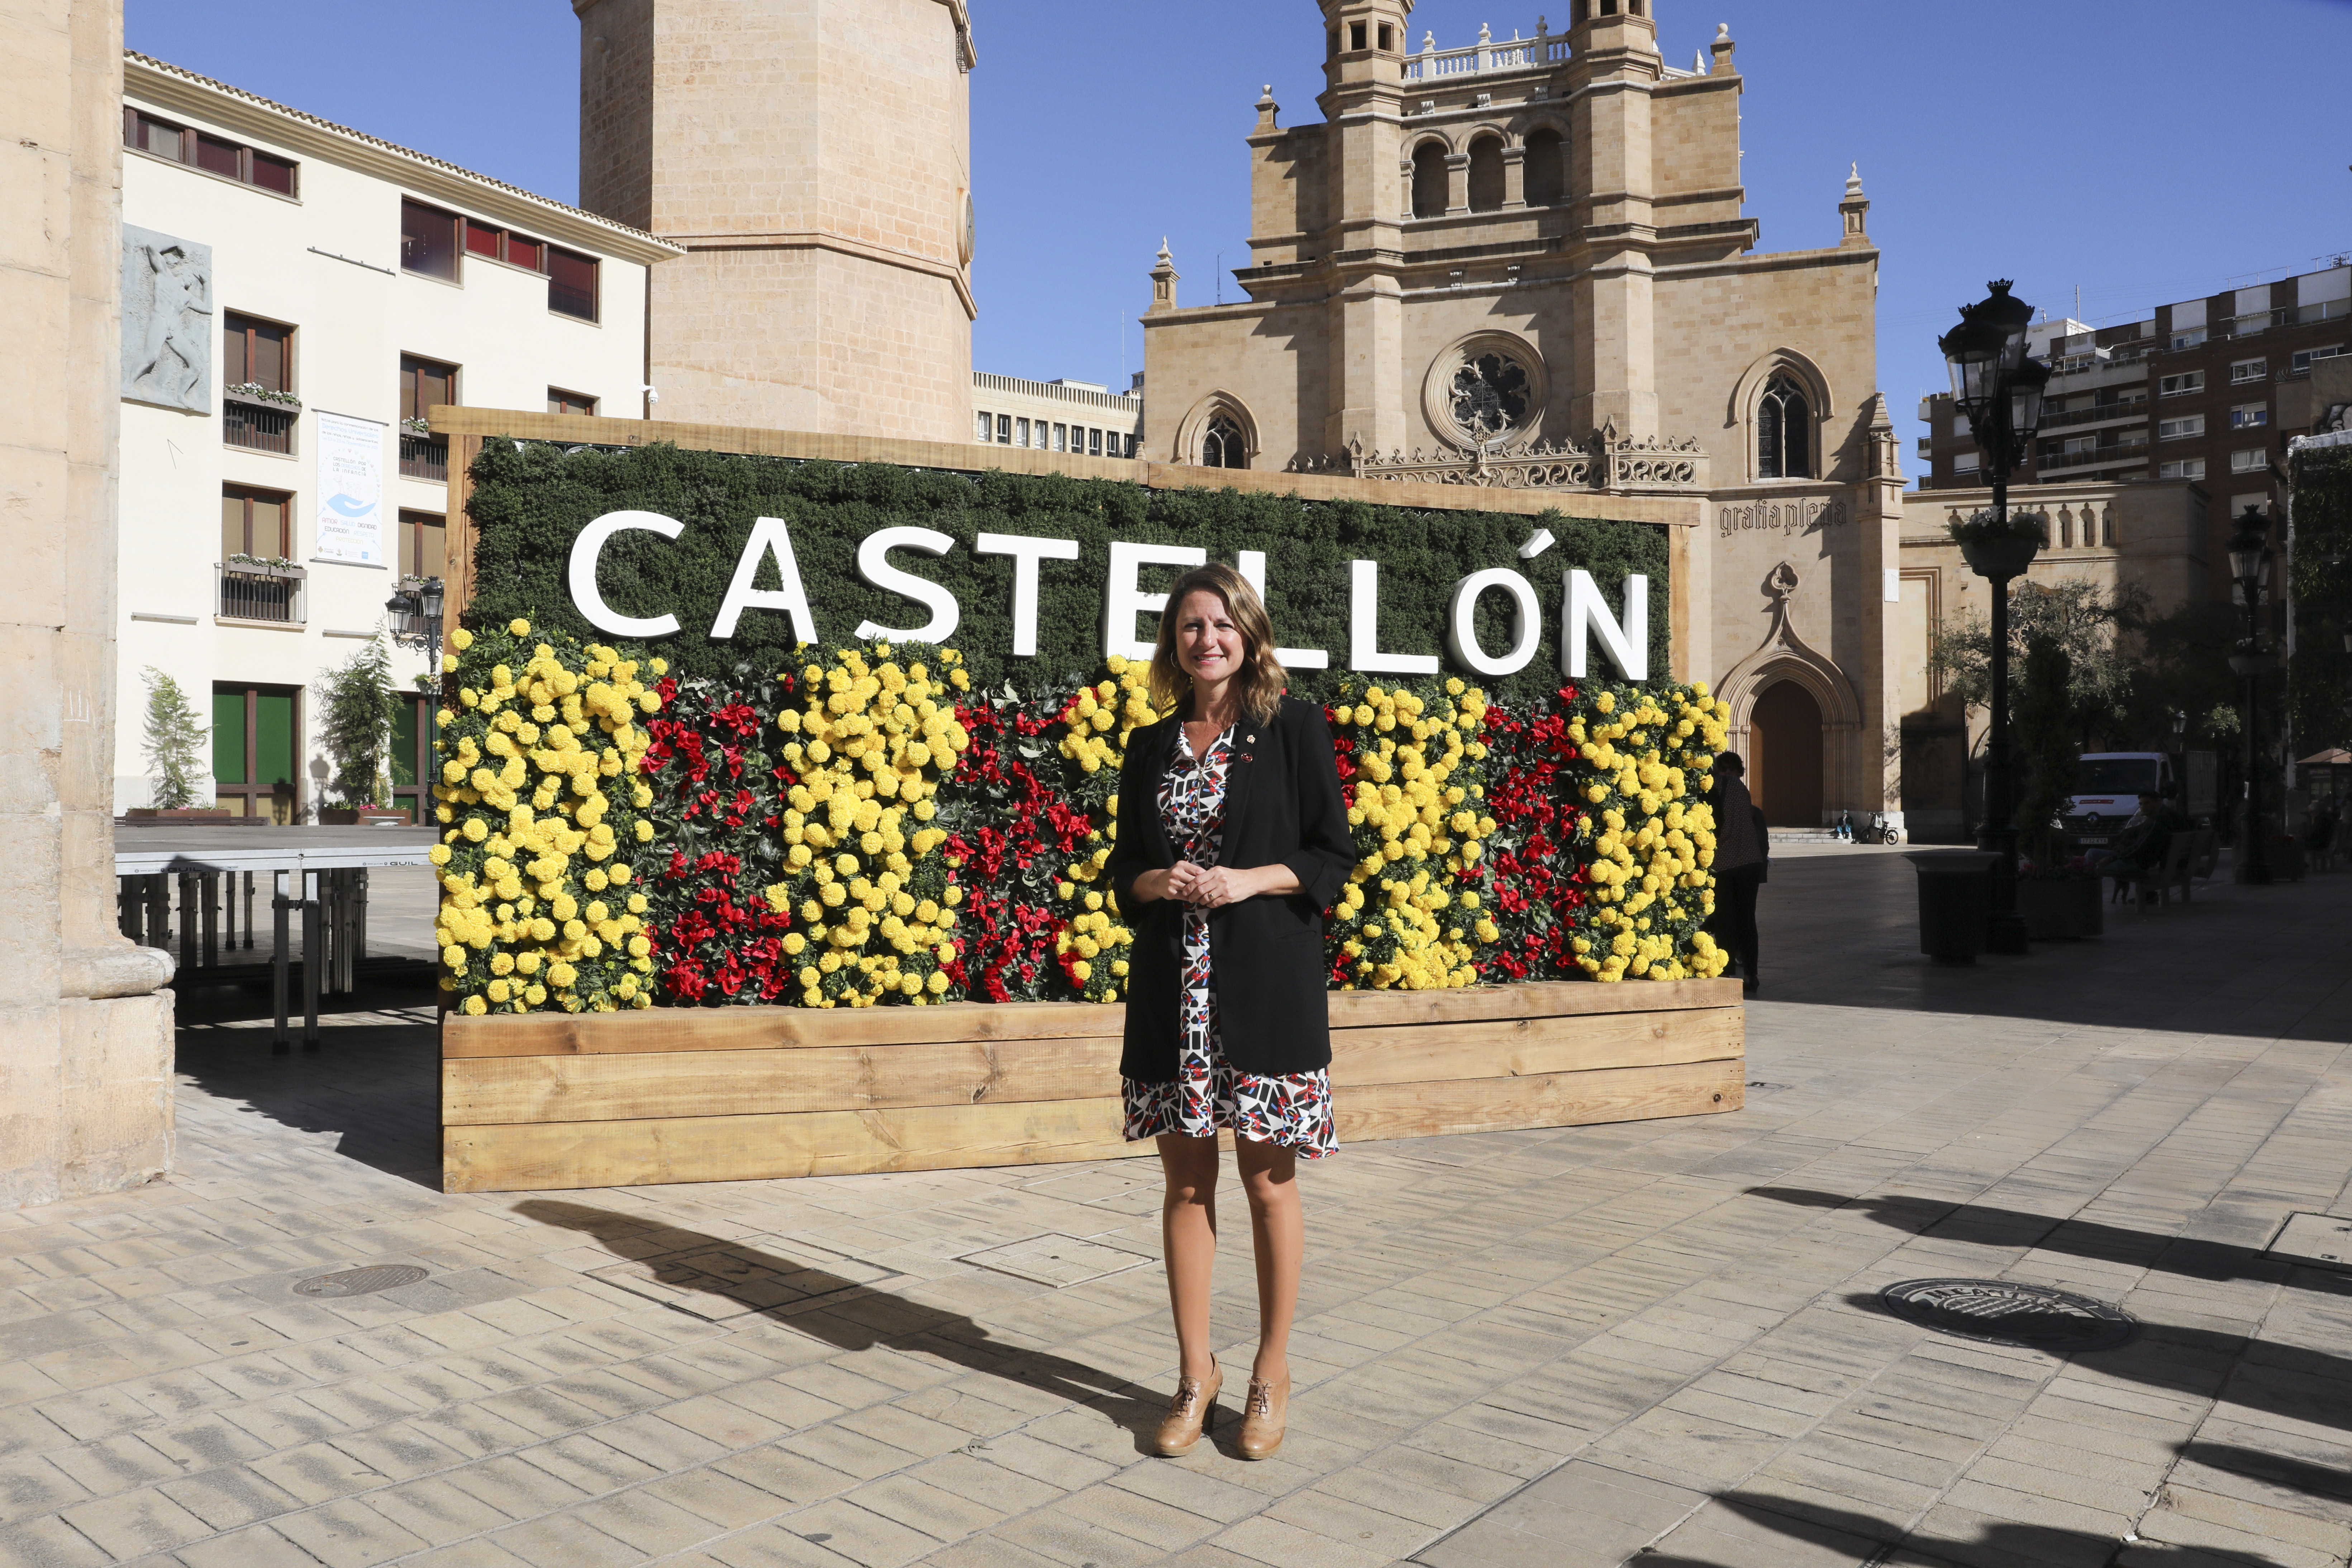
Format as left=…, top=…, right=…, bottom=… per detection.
left=1909, top=851, right=1998, bottom=964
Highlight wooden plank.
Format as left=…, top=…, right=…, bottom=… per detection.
left=442, top=1005, right=1741, bottom=1126
left=441, top=998, right=1127, bottom=1059
left=1337, top=1058, right=1744, bottom=1143
left=444, top=1035, right=1125, bottom=1125
left=1327, top=977, right=1741, bottom=1030
left=421, top=405, right=1701, bottom=530
left=443, top=1097, right=1144, bottom=1192
left=441, top=1057, right=1743, bottom=1192
left=442, top=978, right=1741, bottom=1060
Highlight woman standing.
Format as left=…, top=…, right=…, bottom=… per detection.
left=1706, top=752, right=1766, bottom=996
left=1107, top=564, right=1355, bottom=1462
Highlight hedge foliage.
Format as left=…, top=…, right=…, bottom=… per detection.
left=461, top=439, right=1670, bottom=707
left=2288, top=442, right=2352, bottom=754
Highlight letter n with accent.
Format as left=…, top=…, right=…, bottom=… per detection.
left=1562, top=569, right=1647, bottom=680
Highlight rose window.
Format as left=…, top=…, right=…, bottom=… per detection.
left=1450, top=353, right=1530, bottom=440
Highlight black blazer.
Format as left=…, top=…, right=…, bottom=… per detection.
left=1106, top=694, right=1356, bottom=1083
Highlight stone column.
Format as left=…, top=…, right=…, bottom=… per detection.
left=1444, top=152, right=1470, bottom=216
left=1, top=0, right=176, bottom=1211
left=1501, top=144, right=1526, bottom=209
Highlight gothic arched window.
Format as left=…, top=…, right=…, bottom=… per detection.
left=1523, top=128, right=1564, bottom=206
left=1411, top=142, right=1448, bottom=219
left=1203, top=414, right=1247, bottom=469
left=1466, top=135, right=1505, bottom=213
left=1757, top=374, right=1813, bottom=479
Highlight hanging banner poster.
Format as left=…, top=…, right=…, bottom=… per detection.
left=313, top=410, right=386, bottom=565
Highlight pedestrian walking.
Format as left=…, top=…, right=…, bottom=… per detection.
left=1707, top=752, right=1767, bottom=996
left=1106, top=563, right=1356, bottom=1462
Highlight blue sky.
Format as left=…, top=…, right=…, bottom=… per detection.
left=128, top=0, right=2352, bottom=470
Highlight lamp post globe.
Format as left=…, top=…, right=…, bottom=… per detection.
left=1941, top=280, right=2050, bottom=954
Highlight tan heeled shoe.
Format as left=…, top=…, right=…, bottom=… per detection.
left=1236, top=1373, right=1289, bottom=1460
left=1153, top=1362, right=1221, bottom=1457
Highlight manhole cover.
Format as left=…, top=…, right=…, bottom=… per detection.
left=293, top=1264, right=428, bottom=1298
left=1879, top=1278, right=2133, bottom=1352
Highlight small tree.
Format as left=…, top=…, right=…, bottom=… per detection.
left=1931, top=579, right=2142, bottom=749
left=139, top=667, right=210, bottom=809
left=2011, top=633, right=2076, bottom=872
left=316, top=632, right=399, bottom=807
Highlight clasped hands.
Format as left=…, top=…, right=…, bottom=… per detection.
left=1141, top=861, right=1262, bottom=909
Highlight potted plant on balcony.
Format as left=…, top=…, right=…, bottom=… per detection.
left=1949, top=507, right=2048, bottom=581
left=223, top=381, right=302, bottom=410
left=2011, top=632, right=2101, bottom=938
left=315, top=631, right=403, bottom=824
left=224, top=552, right=305, bottom=581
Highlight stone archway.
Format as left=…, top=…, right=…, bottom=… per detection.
left=1751, top=680, right=1824, bottom=826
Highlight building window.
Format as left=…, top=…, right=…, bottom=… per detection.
left=1466, top=135, right=1505, bottom=213
left=1053, top=422, right=1068, bottom=453
left=996, top=414, right=1011, bottom=444
left=223, top=311, right=292, bottom=395
left=548, top=387, right=598, bottom=416
left=2230, top=448, right=2269, bottom=474
left=2159, top=371, right=2204, bottom=396
left=1350, top=20, right=1367, bottom=49
left=211, top=685, right=302, bottom=823
left=390, top=695, right=434, bottom=822
left=399, top=354, right=458, bottom=422
left=548, top=247, right=599, bottom=321
left=2292, top=345, right=2343, bottom=373
left=2157, top=414, right=2205, bottom=441
left=2170, top=327, right=2208, bottom=351
left=1411, top=143, right=1448, bottom=219
left=1378, top=22, right=1394, bottom=49
left=2230, top=402, right=2268, bottom=429
left=398, top=508, right=446, bottom=581
left=220, top=483, right=292, bottom=561
left=975, top=411, right=992, bottom=443
left=124, top=109, right=297, bottom=195
left=1015, top=417, right=1030, bottom=447
left=1757, top=374, right=1813, bottom=480
left=1953, top=452, right=1980, bottom=475
left=1089, top=427, right=1103, bottom=457
left=1523, top=127, right=1564, bottom=206
left=2229, top=358, right=2267, bottom=385
left=1203, top=414, right=1247, bottom=469
left=2159, top=458, right=2206, bottom=480
left=400, top=199, right=461, bottom=280
left=467, top=220, right=547, bottom=273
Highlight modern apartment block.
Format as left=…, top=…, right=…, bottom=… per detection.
left=116, top=53, right=678, bottom=820
left=1919, top=261, right=2351, bottom=590
left=970, top=372, right=1143, bottom=459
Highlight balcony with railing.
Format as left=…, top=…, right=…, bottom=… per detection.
left=2033, top=431, right=2150, bottom=477
left=223, top=393, right=297, bottom=454
left=216, top=560, right=306, bottom=624
left=399, top=433, right=449, bottom=483
left=2039, top=401, right=2149, bottom=433
left=1400, top=21, right=1568, bottom=82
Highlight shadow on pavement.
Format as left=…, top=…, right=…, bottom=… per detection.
left=173, top=981, right=444, bottom=1188
left=1633, top=1490, right=2302, bottom=1568
left=513, top=1199, right=1178, bottom=1458
left=1753, top=856, right=2352, bottom=1044
left=1746, top=1186, right=2303, bottom=1287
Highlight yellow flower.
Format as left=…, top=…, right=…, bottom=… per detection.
left=508, top=618, right=530, bottom=636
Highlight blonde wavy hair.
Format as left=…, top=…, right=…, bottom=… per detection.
left=1147, top=563, right=1286, bottom=725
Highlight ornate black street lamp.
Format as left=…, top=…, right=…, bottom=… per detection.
left=386, top=576, right=447, bottom=654
left=1941, top=280, right=2052, bottom=953
left=2226, top=504, right=2276, bottom=884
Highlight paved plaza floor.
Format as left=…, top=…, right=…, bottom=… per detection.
left=6, top=856, right=2351, bottom=1568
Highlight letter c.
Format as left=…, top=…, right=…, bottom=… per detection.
left=568, top=510, right=683, bottom=638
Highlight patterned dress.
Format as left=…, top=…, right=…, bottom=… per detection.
left=1121, top=722, right=1338, bottom=1158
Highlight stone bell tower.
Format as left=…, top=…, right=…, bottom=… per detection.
left=573, top=0, right=977, bottom=441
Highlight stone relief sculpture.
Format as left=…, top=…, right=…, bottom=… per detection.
left=120, top=225, right=213, bottom=412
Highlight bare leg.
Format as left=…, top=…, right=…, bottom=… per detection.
left=1237, top=1138, right=1301, bottom=1384
left=1158, top=1134, right=1220, bottom=1381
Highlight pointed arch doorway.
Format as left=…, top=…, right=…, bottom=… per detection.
left=1750, top=680, right=1823, bottom=826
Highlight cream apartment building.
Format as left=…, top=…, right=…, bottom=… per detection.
left=970, top=372, right=1142, bottom=458
left=115, top=53, right=679, bottom=820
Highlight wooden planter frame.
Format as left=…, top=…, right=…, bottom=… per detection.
left=442, top=978, right=1743, bottom=1192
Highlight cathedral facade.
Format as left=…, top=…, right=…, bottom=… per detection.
left=1142, top=0, right=1908, bottom=830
